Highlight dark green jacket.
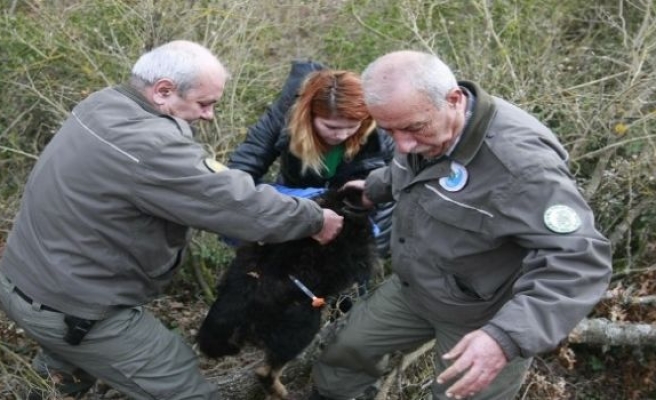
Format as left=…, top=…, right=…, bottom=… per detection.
left=365, top=81, right=612, bottom=359
left=0, top=85, right=323, bottom=320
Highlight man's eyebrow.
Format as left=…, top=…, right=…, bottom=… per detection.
left=378, top=121, right=426, bottom=132
left=406, top=121, right=426, bottom=129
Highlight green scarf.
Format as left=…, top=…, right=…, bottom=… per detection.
left=322, top=144, right=345, bottom=179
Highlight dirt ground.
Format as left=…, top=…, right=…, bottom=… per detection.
left=2, top=282, right=655, bottom=400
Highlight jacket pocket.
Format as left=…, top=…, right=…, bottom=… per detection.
left=419, top=183, right=491, bottom=232
left=131, top=218, right=189, bottom=279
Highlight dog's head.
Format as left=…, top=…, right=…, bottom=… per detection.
left=314, top=186, right=370, bottom=218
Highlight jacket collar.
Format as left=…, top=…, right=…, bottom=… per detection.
left=115, top=84, right=161, bottom=115
left=449, top=81, right=497, bottom=166
left=114, top=84, right=195, bottom=138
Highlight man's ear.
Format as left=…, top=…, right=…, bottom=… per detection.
left=446, top=87, right=464, bottom=108
left=151, top=78, right=176, bottom=105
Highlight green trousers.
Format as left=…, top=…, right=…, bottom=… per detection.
left=312, top=275, right=532, bottom=400
left=0, top=272, right=219, bottom=400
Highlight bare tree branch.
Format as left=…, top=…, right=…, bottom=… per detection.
left=608, top=197, right=653, bottom=249
left=569, top=318, right=656, bottom=346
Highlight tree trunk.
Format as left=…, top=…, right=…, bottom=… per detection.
left=568, top=318, right=656, bottom=346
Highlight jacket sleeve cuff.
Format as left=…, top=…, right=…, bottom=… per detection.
left=481, top=324, right=521, bottom=361
left=307, top=201, right=325, bottom=235
left=364, top=167, right=393, bottom=203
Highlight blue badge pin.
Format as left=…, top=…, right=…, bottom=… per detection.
left=439, top=161, right=468, bottom=192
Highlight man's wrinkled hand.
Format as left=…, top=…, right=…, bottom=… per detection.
left=311, top=209, right=344, bottom=245
left=436, top=330, right=507, bottom=399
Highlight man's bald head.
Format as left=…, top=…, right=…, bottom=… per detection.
left=362, top=50, right=458, bottom=109
left=130, top=40, right=229, bottom=97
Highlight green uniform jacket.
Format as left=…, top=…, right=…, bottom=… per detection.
left=0, top=85, right=323, bottom=320
left=364, top=81, right=612, bottom=359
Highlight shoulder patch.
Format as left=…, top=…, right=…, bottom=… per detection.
left=544, top=205, right=581, bottom=234
left=203, top=158, right=228, bottom=173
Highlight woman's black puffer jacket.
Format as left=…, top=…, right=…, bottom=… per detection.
left=228, top=60, right=395, bottom=257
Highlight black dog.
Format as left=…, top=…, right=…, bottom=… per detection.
left=197, top=187, right=378, bottom=399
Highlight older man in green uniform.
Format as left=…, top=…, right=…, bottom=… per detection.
left=309, top=50, right=612, bottom=400
left=0, top=40, right=343, bottom=400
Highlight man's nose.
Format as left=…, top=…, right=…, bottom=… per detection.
left=393, top=134, right=417, bottom=154
left=201, top=109, right=214, bottom=121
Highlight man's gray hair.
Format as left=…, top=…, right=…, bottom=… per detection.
left=362, top=51, right=458, bottom=109
left=130, top=40, right=226, bottom=96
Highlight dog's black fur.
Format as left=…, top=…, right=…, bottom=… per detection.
left=197, top=187, right=378, bottom=399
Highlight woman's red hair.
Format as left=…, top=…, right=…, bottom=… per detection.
left=288, top=70, right=376, bottom=175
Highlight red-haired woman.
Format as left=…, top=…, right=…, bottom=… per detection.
left=228, top=61, right=395, bottom=259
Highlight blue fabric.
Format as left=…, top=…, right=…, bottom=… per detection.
left=220, top=236, right=242, bottom=247
left=369, top=218, right=381, bottom=237
left=269, top=184, right=326, bottom=199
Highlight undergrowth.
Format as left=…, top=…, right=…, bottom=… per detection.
left=1, top=0, right=655, bottom=399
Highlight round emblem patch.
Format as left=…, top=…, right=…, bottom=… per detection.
left=203, top=158, right=227, bottom=173
left=439, top=161, right=468, bottom=192
left=544, top=205, right=581, bottom=233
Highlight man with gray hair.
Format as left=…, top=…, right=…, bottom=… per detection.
left=309, top=50, right=611, bottom=399
left=0, top=40, right=343, bottom=400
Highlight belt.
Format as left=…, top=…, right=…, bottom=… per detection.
left=13, top=286, right=62, bottom=313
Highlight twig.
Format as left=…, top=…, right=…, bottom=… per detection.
left=9, top=78, right=69, bottom=119
left=350, top=4, right=401, bottom=42
left=473, top=0, right=519, bottom=88
left=603, top=293, right=656, bottom=305
left=189, top=239, right=216, bottom=302
left=611, top=264, right=656, bottom=281
left=9, top=0, right=19, bottom=15
left=607, top=197, right=652, bottom=250
left=376, top=340, right=435, bottom=400
left=0, top=100, right=39, bottom=141
left=0, top=145, right=39, bottom=160
left=192, top=255, right=215, bottom=302
left=572, top=133, right=656, bottom=161
left=400, top=2, right=438, bottom=54
left=0, top=342, right=50, bottom=384
left=582, top=149, right=612, bottom=201
left=551, top=71, right=630, bottom=95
